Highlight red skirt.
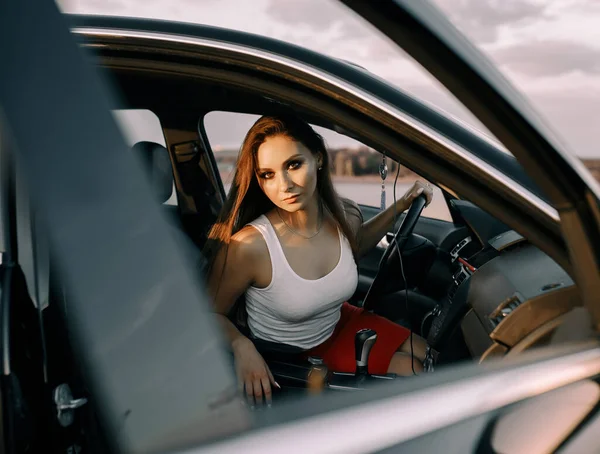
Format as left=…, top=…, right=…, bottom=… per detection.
left=305, top=302, right=411, bottom=374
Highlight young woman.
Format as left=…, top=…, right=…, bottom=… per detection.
left=206, top=115, right=433, bottom=404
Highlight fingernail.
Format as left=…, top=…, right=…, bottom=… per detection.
left=267, top=403, right=272, bottom=408
left=417, top=188, right=424, bottom=194
left=250, top=405, right=255, bottom=411
left=275, top=382, right=282, bottom=389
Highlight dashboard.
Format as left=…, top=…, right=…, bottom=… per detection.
left=429, top=228, right=579, bottom=362
left=460, top=231, right=578, bottom=360
left=425, top=200, right=580, bottom=363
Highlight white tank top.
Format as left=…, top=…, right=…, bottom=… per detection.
left=245, top=214, right=358, bottom=349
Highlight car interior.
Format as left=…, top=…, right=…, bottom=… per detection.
left=0, top=29, right=588, bottom=454
left=96, top=70, right=579, bottom=390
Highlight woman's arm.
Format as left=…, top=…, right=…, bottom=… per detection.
left=352, top=181, right=434, bottom=258
left=208, top=228, right=259, bottom=348
left=208, top=228, right=280, bottom=403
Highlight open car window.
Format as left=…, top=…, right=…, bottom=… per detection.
left=203, top=111, right=452, bottom=221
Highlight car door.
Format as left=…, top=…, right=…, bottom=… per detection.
left=0, top=1, right=250, bottom=452
left=4, top=1, right=600, bottom=454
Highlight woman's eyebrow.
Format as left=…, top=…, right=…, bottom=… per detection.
left=282, top=154, right=304, bottom=165
left=257, top=154, right=304, bottom=173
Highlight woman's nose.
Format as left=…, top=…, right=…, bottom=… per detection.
left=279, top=171, right=293, bottom=191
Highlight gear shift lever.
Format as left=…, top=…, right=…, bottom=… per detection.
left=355, top=328, right=377, bottom=375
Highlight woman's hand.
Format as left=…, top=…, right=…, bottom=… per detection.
left=232, top=337, right=280, bottom=407
left=399, top=180, right=434, bottom=211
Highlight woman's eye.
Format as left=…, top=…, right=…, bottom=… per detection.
left=288, top=160, right=302, bottom=170
left=259, top=172, right=274, bottom=179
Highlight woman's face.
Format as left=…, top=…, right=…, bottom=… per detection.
left=256, top=135, right=321, bottom=212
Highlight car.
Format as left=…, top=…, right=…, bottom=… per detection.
left=1, top=0, right=600, bottom=453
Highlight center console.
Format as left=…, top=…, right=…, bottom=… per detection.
left=425, top=235, right=480, bottom=350
left=261, top=327, right=400, bottom=393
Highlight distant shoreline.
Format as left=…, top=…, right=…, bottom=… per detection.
left=220, top=171, right=422, bottom=185
left=331, top=174, right=419, bottom=184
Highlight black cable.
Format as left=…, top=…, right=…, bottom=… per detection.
left=392, top=163, right=416, bottom=375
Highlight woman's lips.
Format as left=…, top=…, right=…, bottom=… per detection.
left=282, top=194, right=300, bottom=203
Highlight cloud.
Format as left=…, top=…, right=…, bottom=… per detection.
left=527, top=88, right=600, bottom=157
left=391, top=78, right=600, bottom=158
left=396, top=81, right=492, bottom=134
left=266, top=0, right=549, bottom=46
left=59, top=0, right=127, bottom=14
left=566, top=0, right=600, bottom=13
left=493, top=41, right=600, bottom=77
left=433, top=0, right=549, bottom=44
left=361, top=40, right=404, bottom=62
left=266, top=0, right=346, bottom=29
left=264, top=0, right=404, bottom=65
left=265, top=0, right=383, bottom=42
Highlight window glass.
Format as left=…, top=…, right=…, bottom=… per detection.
left=433, top=0, right=600, bottom=171
left=112, top=109, right=177, bottom=205
left=204, top=111, right=451, bottom=221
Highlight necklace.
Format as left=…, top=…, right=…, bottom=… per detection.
left=276, top=204, right=323, bottom=240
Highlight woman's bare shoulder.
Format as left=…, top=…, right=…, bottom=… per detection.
left=230, top=225, right=268, bottom=260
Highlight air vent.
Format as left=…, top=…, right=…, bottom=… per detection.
left=488, top=293, right=524, bottom=328
left=450, top=236, right=472, bottom=262
left=448, top=267, right=470, bottom=300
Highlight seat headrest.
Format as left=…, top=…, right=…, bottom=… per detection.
left=132, top=141, right=173, bottom=204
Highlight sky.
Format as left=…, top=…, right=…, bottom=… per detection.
left=59, top=0, right=600, bottom=158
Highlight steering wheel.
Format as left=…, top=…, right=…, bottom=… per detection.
left=362, top=194, right=428, bottom=311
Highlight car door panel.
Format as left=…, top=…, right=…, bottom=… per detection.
left=0, top=2, right=249, bottom=452
left=378, top=413, right=494, bottom=453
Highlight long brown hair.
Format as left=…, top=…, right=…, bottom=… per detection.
left=204, top=114, right=359, bottom=276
